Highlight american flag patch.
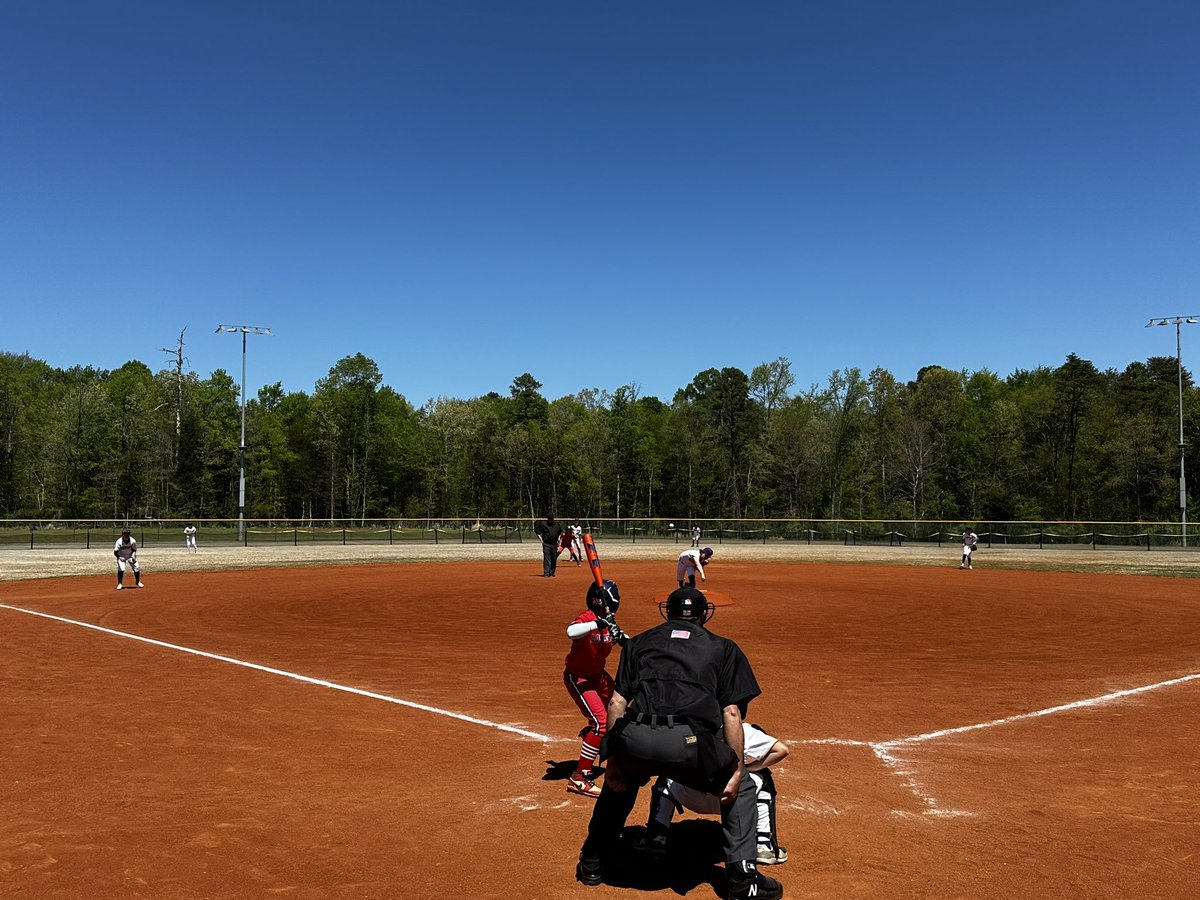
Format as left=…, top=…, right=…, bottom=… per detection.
left=670, top=630, right=691, bottom=639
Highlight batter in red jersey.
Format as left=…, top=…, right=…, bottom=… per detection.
left=563, top=579, right=627, bottom=798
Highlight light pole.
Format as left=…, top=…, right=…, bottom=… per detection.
left=215, top=325, right=272, bottom=541
left=1145, top=316, right=1197, bottom=547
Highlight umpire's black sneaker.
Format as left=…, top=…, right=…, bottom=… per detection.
left=576, top=854, right=602, bottom=887
left=727, top=859, right=783, bottom=900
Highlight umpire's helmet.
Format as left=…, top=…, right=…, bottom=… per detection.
left=660, top=586, right=713, bottom=626
left=586, top=579, right=620, bottom=618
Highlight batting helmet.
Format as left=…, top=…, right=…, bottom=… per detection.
left=659, top=586, right=713, bottom=626
left=586, top=579, right=620, bottom=618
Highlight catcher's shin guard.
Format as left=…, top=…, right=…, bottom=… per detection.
left=646, top=775, right=680, bottom=829
left=756, top=769, right=779, bottom=850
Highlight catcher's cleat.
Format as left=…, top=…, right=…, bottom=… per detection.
left=576, top=855, right=602, bottom=886
left=567, top=773, right=602, bottom=798
left=632, top=827, right=668, bottom=859
left=756, top=844, right=788, bottom=866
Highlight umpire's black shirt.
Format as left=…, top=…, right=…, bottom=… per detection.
left=615, top=620, right=760, bottom=733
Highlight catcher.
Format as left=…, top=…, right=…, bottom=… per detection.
left=563, top=579, right=626, bottom=798
left=114, top=528, right=144, bottom=590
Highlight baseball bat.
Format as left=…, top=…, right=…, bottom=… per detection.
left=582, top=532, right=605, bottom=589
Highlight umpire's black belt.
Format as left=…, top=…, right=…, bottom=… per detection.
left=629, top=713, right=680, bottom=728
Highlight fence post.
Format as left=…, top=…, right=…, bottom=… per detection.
left=389, top=527, right=393, bottom=545
left=1147, top=531, right=1151, bottom=551
left=1039, top=531, right=1043, bottom=549
left=632, top=527, right=636, bottom=544
left=1092, top=531, right=1096, bottom=551
left=86, top=528, right=91, bottom=549
left=294, top=528, right=298, bottom=546
left=762, top=526, right=767, bottom=545
left=244, top=527, right=248, bottom=547
left=30, top=528, right=34, bottom=550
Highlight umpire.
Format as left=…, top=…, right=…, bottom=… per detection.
left=535, top=514, right=564, bottom=577
left=576, top=587, right=783, bottom=900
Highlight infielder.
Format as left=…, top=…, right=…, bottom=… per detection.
left=677, top=546, right=713, bottom=588
left=570, top=519, right=584, bottom=561
left=114, top=528, right=144, bottom=590
left=563, top=579, right=627, bottom=798
left=184, top=523, right=198, bottom=552
left=691, top=525, right=702, bottom=547
left=960, top=527, right=978, bottom=570
left=638, top=721, right=789, bottom=866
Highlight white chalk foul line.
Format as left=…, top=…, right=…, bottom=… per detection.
left=0, top=603, right=556, bottom=743
left=876, top=671, right=1200, bottom=749
left=800, top=671, right=1200, bottom=816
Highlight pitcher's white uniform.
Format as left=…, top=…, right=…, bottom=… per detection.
left=184, top=525, right=198, bottom=552
left=676, top=547, right=709, bottom=586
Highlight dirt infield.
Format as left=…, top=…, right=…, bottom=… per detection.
left=1, top=549, right=1198, bottom=899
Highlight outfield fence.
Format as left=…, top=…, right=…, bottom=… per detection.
left=0, top=518, right=1196, bottom=552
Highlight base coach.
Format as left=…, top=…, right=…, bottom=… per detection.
left=576, top=586, right=783, bottom=900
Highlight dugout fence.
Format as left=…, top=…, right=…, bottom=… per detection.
left=0, top=518, right=1196, bottom=552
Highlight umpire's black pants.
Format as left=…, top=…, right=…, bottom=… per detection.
left=542, top=542, right=558, bottom=576
left=581, top=724, right=757, bottom=865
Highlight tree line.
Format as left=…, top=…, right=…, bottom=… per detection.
left=0, top=346, right=1194, bottom=525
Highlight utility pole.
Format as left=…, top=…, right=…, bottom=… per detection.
left=1146, top=316, right=1197, bottom=547
left=215, top=325, right=272, bottom=541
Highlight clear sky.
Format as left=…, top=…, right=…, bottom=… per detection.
left=3, top=1, right=1198, bottom=406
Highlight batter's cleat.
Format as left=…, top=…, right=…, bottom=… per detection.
left=115, top=584, right=123, bottom=590
left=727, top=860, right=783, bottom=900
left=756, top=844, right=788, bottom=866
left=576, top=855, right=603, bottom=886
left=567, top=773, right=602, bottom=798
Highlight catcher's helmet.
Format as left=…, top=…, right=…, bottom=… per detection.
left=700, top=547, right=713, bottom=560
left=586, top=579, right=620, bottom=617
left=659, top=586, right=713, bottom=626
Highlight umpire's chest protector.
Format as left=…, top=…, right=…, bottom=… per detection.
left=619, top=622, right=728, bottom=732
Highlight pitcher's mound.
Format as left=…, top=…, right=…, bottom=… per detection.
left=653, top=589, right=734, bottom=607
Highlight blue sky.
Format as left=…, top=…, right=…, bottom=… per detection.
left=3, top=1, right=1198, bottom=406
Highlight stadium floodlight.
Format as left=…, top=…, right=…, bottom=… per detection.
left=215, top=325, right=272, bottom=541
left=1145, top=316, right=1197, bottom=547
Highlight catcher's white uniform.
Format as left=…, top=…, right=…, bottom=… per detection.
left=648, top=723, right=788, bottom=864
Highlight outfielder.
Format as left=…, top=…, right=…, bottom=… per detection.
left=563, top=579, right=627, bottom=798
left=184, top=523, right=198, bottom=552
left=677, top=546, right=713, bottom=588
left=114, top=528, right=144, bottom=590
left=638, top=721, right=790, bottom=866
left=960, top=527, right=978, bottom=570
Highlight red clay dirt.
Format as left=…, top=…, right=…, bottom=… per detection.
left=1, top=560, right=1198, bottom=899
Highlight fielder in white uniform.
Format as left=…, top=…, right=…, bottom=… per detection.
left=570, top=521, right=583, bottom=564
left=184, top=524, right=198, bottom=552
left=639, top=722, right=789, bottom=865
left=114, top=529, right=144, bottom=590
left=960, top=528, right=978, bottom=570
left=677, top=546, right=712, bottom=588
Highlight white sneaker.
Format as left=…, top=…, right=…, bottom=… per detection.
left=115, top=584, right=123, bottom=590
left=136, top=582, right=145, bottom=588
left=756, top=844, right=788, bottom=865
